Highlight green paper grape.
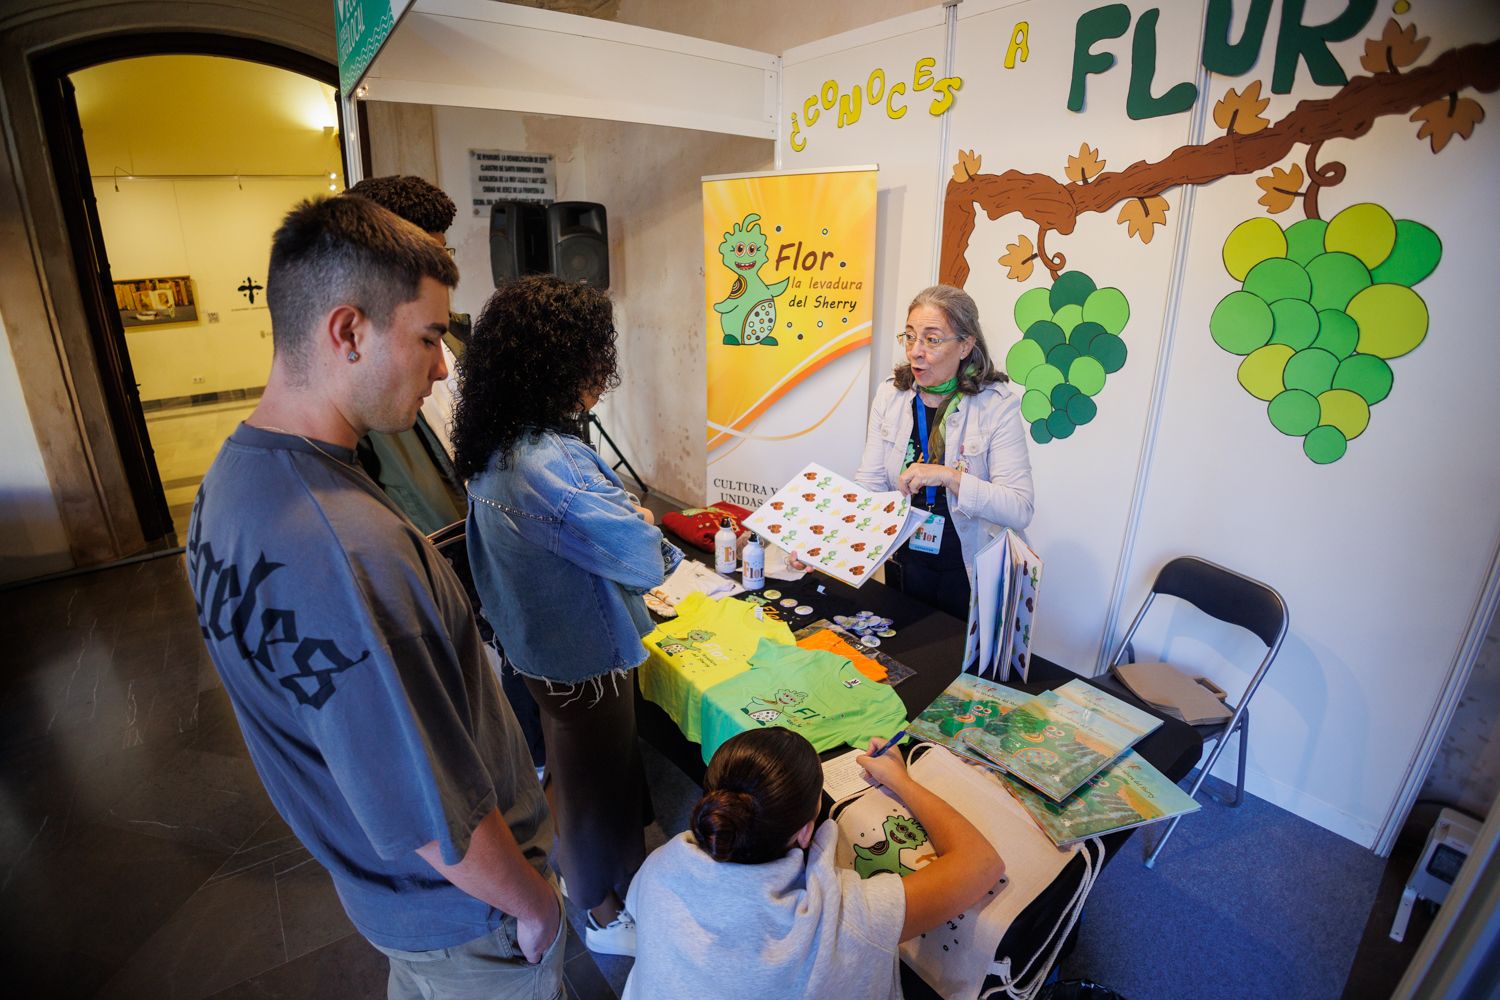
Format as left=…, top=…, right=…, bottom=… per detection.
left=1005, top=339, right=1046, bottom=383
left=1317, top=388, right=1370, bottom=440
left=1332, top=354, right=1393, bottom=405
left=1014, top=287, right=1054, bottom=332
left=1053, top=303, right=1084, bottom=336
left=1223, top=218, right=1287, bottom=281
left=1025, top=320, right=1066, bottom=355
left=1324, top=203, right=1397, bottom=270
left=1371, top=219, right=1441, bottom=287
left=1049, top=271, right=1097, bottom=312
left=1047, top=343, right=1081, bottom=378
left=1268, top=299, right=1319, bottom=350
left=1082, top=287, right=1130, bottom=335
left=1068, top=356, right=1107, bottom=396
left=1283, top=348, right=1339, bottom=395
left=1348, top=284, right=1428, bottom=358
left=1026, top=363, right=1065, bottom=399
left=1311, top=309, right=1359, bottom=359
left=1306, top=252, right=1371, bottom=311
left=1210, top=291, right=1274, bottom=355
left=1021, top=388, right=1051, bottom=422
left=1303, top=424, right=1348, bottom=464
left=1244, top=257, right=1312, bottom=303
left=1088, top=332, right=1127, bottom=374
left=1030, top=419, right=1053, bottom=445
left=1046, top=409, right=1076, bottom=439
left=1066, top=394, right=1098, bottom=425
left=1237, top=344, right=1294, bottom=401
left=1267, top=389, right=1320, bottom=436
left=1284, top=218, right=1328, bottom=267
left=1069, top=320, right=1106, bottom=355
left=1051, top=382, right=1081, bottom=409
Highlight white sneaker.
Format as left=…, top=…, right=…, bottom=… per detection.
left=585, top=908, right=637, bottom=957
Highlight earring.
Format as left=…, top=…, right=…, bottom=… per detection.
left=347, top=350, right=360, bottom=362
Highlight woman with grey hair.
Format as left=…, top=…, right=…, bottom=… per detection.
left=852, top=284, right=1035, bottom=618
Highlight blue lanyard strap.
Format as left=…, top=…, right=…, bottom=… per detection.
left=914, top=399, right=938, bottom=508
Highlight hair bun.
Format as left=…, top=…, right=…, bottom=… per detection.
left=692, top=788, right=758, bottom=862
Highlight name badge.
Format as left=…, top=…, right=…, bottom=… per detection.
left=909, top=513, right=944, bottom=554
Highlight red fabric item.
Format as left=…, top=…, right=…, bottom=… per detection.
left=661, top=502, right=752, bottom=552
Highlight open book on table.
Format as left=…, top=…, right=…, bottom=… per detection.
left=743, top=463, right=924, bottom=588
left=1001, top=749, right=1200, bottom=846
left=963, top=529, right=1043, bottom=682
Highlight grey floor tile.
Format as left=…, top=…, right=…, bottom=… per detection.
left=205, top=932, right=386, bottom=1000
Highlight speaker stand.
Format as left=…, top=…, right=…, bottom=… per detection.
left=585, top=412, right=650, bottom=497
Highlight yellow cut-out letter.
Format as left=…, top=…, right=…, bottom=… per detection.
left=821, top=80, right=839, bottom=110
left=837, top=85, right=864, bottom=128
left=790, top=112, right=805, bottom=151
left=1005, top=22, right=1030, bottom=68
left=886, top=81, right=908, bottom=119
left=803, top=94, right=820, bottom=127
left=928, top=76, right=962, bottom=116
left=913, top=56, right=936, bottom=91
left=866, top=67, right=886, bottom=103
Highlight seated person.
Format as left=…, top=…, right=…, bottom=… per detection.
left=623, top=728, right=1004, bottom=999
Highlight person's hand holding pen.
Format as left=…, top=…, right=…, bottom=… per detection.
left=857, top=730, right=910, bottom=790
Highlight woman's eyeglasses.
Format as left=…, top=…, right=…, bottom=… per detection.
left=896, top=332, right=964, bottom=350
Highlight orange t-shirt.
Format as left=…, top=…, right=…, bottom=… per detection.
left=796, top=628, right=888, bottom=682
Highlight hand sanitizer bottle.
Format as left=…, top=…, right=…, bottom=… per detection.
left=742, top=534, right=765, bottom=590
left=714, top=517, right=738, bottom=575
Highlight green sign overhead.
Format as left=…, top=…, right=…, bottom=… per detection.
left=335, top=0, right=410, bottom=95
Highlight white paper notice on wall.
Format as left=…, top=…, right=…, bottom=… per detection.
left=468, top=149, right=556, bottom=215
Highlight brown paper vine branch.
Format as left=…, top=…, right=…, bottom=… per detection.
left=941, top=25, right=1500, bottom=287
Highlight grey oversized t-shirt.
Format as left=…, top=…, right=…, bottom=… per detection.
left=187, top=424, right=550, bottom=951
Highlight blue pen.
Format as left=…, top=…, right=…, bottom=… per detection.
left=868, top=729, right=908, bottom=758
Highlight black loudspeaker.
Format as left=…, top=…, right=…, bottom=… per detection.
left=547, top=201, right=609, bottom=288
left=490, top=201, right=610, bottom=288
left=489, top=201, right=549, bottom=285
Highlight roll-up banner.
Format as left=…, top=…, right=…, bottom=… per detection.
left=702, top=166, right=877, bottom=510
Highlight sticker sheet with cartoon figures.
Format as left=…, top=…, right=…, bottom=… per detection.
left=743, top=463, right=923, bottom=588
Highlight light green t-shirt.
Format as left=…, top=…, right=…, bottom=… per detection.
left=639, top=593, right=795, bottom=743
left=698, top=638, right=909, bottom=763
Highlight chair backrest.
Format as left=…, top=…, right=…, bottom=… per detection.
left=1151, top=556, right=1287, bottom=650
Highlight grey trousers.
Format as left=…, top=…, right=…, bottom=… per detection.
left=373, top=906, right=567, bottom=1000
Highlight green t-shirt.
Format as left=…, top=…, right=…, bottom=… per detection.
left=699, top=638, right=909, bottom=763
left=639, top=593, right=795, bottom=743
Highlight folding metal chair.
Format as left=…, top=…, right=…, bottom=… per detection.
left=1105, top=557, right=1288, bottom=867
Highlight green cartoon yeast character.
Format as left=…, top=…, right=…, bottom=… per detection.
left=713, top=213, right=789, bottom=346
left=742, top=688, right=809, bottom=726
left=852, top=814, right=930, bottom=879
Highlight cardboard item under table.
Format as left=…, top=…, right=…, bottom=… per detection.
left=1111, top=661, right=1232, bottom=726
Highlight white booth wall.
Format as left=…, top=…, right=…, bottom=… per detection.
left=779, top=0, right=1500, bottom=847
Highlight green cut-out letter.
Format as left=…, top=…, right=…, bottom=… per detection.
left=1068, top=4, right=1131, bottom=113
left=1127, top=9, right=1198, bottom=120
left=1202, top=0, right=1274, bottom=77
left=1271, top=0, right=1376, bottom=94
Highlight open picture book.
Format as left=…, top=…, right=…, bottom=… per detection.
left=963, top=529, right=1043, bottom=681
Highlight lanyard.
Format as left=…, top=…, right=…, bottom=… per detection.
left=914, top=399, right=938, bottom=508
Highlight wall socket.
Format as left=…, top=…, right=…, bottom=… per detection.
left=192, top=376, right=206, bottom=384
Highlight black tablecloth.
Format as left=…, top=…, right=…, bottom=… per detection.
left=635, top=563, right=1203, bottom=996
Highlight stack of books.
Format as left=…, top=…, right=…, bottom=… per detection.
left=910, top=676, right=1199, bottom=846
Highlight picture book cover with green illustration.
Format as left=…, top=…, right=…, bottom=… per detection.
left=1052, top=679, right=1162, bottom=741
left=962, top=689, right=1143, bottom=801
left=908, top=673, right=1029, bottom=764
left=1002, top=749, right=1200, bottom=846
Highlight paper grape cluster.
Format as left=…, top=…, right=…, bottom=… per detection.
left=1211, top=204, right=1440, bottom=464
left=1003, top=271, right=1130, bottom=444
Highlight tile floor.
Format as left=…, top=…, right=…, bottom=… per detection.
left=144, top=398, right=259, bottom=533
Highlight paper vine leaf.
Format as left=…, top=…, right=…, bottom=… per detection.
left=1360, top=19, right=1430, bottom=75
left=1117, top=196, right=1170, bottom=244
left=953, top=148, right=982, bottom=183
left=998, top=234, right=1036, bottom=281
left=1212, top=81, right=1270, bottom=136
left=1255, top=163, right=1305, bottom=214
left=1412, top=94, right=1485, bottom=152
left=1064, top=143, right=1106, bottom=184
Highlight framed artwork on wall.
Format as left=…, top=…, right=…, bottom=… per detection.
left=114, top=276, right=198, bottom=327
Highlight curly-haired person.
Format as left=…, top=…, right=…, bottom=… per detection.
left=454, top=274, right=683, bottom=957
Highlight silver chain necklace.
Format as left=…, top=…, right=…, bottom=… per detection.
left=254, top=424, right=352, bottom=465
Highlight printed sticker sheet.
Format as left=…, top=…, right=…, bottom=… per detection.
left=744, top=463, right=922, bottom=587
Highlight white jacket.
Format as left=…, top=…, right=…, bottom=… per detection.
left=855, top=377, right=1035, bottom=576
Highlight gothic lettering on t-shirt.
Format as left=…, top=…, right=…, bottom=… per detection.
left=187, top=486, right=370, bottom=709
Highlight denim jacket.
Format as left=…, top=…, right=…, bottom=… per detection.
left=466, top=428, right=683, bottom=683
